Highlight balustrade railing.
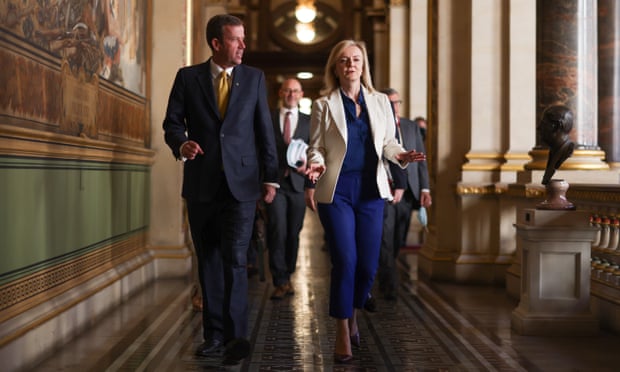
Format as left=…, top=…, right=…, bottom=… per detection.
left=567, top=184, right=620, bottom=291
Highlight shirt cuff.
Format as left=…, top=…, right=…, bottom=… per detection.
left=264, top=182, right=280, bottom=189
left=178, top=141, right=189, bottom=162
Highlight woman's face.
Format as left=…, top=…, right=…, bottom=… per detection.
left=334, top=45, right=363, bottom=84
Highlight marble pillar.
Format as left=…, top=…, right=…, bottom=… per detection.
left=526, top=0, right=608, bottom=172
left=598, top=0, right=620, bottom=167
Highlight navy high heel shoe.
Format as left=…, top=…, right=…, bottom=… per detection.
left=334, top=353, right=353, bottom=363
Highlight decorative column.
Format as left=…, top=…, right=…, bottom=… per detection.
left=525, top=0, right=609, bottom=177
left=501, top=0, right=536, bottom=182
left=598, top=0, right=620, bottom=169
left=504, top=0, right=537, bottom=298
left=149, top=1, right=193, bottom=275
left=408, top=0, right=428, bottom=120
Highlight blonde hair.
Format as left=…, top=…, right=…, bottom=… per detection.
left=320, top=40, right=375, bottom=96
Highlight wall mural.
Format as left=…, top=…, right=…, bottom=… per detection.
left=1, top=0, right=146, bottom=96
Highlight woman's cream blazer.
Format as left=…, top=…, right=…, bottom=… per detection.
left=307, top=87, right=407, bottom=204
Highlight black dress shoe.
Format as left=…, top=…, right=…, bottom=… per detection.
left=195, top=339, right=224, bottom=357
left=223, top=338, right=251, bottom=365
left=364, top=294, right=377, bottom=313
left=270, top=285, right=287, bottom=300
left=384, top=291, right=398, bottom=301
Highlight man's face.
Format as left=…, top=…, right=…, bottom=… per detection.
left=279, top=79, right=303, bottom=109
left=388, top=93, right=402, bottom=117
left=213, top=25, right=245, bottom=68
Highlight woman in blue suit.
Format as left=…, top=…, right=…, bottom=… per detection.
left=304, top=40, right=426, bottom=363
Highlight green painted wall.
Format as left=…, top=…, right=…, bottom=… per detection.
left=0, top=156, right=150, bottom=283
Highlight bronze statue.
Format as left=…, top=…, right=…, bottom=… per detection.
left=538, top=105, right=575, bottom=185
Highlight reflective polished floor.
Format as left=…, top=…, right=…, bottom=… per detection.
left=32, top=211, right=620, bottom=371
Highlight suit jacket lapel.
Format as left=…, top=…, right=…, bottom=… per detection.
left=226, top=65, right=244, bottom=119
left=196, top=59, right=220, bottom=119
left=272, top=109, right=286, bottom=147
left=364, top=89, right=384, bottom=155
left=326, top=90, right=347, bottom=144
left=400, top=121, right=414, bottom=150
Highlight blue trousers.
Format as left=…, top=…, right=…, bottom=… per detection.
left=318, top=173, right=384, bottom=319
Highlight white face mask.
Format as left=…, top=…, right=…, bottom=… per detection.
left=418, top=206, right=428, bottom=227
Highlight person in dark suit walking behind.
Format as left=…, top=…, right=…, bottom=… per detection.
left=162, top=14, right=279, bottom=365
left=377, top=88, right=431, bottom=301
left=267, top=78, right=310, bottom=300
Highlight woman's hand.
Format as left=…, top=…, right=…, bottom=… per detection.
left=305, top=163, right=326, bottom=184
left=395, top=150, right=426, bottom=163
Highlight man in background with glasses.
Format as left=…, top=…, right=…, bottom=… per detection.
left=266, top=78, right=311, bottom=300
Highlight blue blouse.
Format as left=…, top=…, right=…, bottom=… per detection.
left=340, top=90, right=378, bottom=176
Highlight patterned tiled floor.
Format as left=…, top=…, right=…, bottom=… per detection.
left=31, top=211, right=620, bottom=371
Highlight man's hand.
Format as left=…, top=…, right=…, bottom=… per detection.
left=263, top=184, right=276, bottom=204
left=420, top=191, right=432, bottom=208
left=391, top=188, right=404, bottom=204
left=180, top=140, right=204, bottom=160
left=305, top=188, right=317, bottom=212
left=295, top=158, right=307, bottom=174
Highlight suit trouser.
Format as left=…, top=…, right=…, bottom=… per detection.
left=266, top=177, right=306, bottom=287
left=378, top=200, right=399, bottom=293
left=186, top=182, right=255, bottom=342
left=395, top=188, right=420, bottom=250
left=318, top=173, right=384, bottom=319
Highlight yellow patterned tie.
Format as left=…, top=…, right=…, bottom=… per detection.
left=217, top=70, right=229, bottom=116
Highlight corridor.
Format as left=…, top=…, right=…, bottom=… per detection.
left=31, top=211, right=620, bottom=371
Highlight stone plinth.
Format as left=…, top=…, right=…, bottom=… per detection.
left=511, top=209, right=599, bottom=335
left=517, top=169, right=618, bottom=185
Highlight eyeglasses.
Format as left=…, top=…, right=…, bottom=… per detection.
left=281, top=89, right=301, bottom=94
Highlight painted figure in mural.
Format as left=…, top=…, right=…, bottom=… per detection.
left=102, top=0, right=124, bottom=82
left=538, top=105, right=575, bottom=185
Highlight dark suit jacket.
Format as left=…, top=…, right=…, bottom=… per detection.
left=163, top=60, right=279, bottom=203
left=271, top=110, right=310, bottom=193
left=388, top=117, right=429, bottom=200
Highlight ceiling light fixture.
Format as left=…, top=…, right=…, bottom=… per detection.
left=295, top=0, right=317, bottom=23
left=296, top=72, right=314, bottom=79
left=295, top=23, right=316, bottom=43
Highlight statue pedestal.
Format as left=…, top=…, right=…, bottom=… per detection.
left=517, top=169, right=618, bottom=185
left=511, top=209, right=599, bottom=335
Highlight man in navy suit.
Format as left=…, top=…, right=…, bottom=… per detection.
left=163, top=14, right=279, bottom=364
left=377, top=88, right=431, bottom=301
left=267, top=78, right=310, bottom=300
